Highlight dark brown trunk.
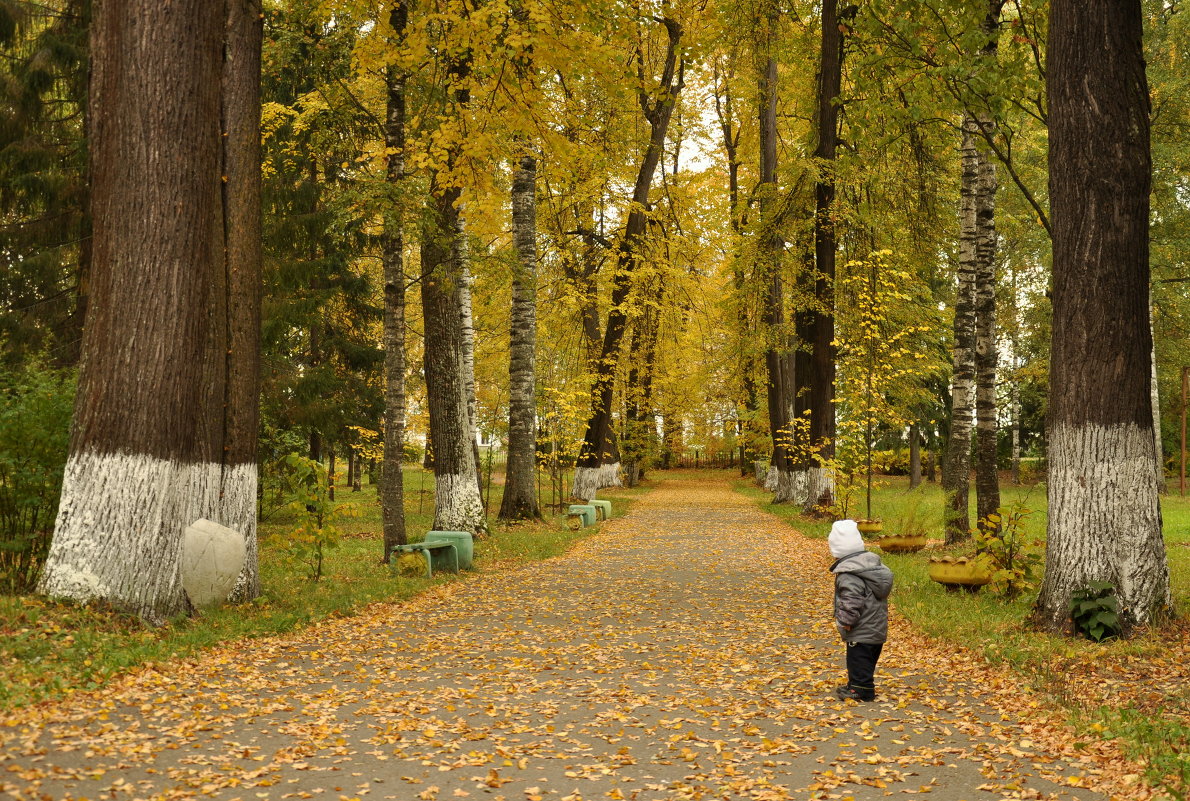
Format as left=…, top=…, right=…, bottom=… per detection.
left=40, top=0, right=262, bottom=618
left=1035, top=0, right=1169, bottom=631
left=909, top=423, right=922, bottom=489
left=806, top=0, right=843, bottom=512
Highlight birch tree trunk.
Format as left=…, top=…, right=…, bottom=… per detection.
left=380, top=0, right=409, bottom=560
left=499, top=148, right=542, bottom=520
left=972, top=0, right=1003, bottom=533
left=459, top=261, right=484, bottom=495
left=39, top=0, right=262, bottom=620
left=805, top=0, right=843, bottom=514
left=972, top=130, right=1000, bottom=530
left=573, top=16, right=683, bottom=501
left=943, top=118, right=979, bottom=545
left=1035, top=0, right=1170, bottom=632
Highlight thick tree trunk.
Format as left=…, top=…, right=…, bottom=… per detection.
left=624, top=286, right=662, bottom=488
left=380, top=1, right=408, bottom=560
left=420, top=39, right=485, bottom=534
left=943, top=119, right=980, bottom=544
left=499, top=149, right=542, bottom=520
left=40, top=0, right=261, bottom=620
left=574, top=17, right=683, bottom=501
left=421, top=189, right=486, bottom=534
left=1035, top=0, right=1170, bottom=632
left=805, top=0, right=843, bottom=514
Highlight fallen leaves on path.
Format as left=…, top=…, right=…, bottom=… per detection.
left=0, top=479, right=1160, bottom=801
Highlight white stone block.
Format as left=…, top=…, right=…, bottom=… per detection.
left=182, top=518, right=246, bottom=609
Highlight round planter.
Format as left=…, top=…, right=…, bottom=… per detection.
left=873, top=534, right=927, bottom=553
left=928, top=556, right=992, bottom=593
left=856, top=519, right=884, bottom=535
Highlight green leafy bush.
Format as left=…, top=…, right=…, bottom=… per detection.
left=972, top=503, right=1042, bottom=598
left=0, top=362, right=75, bottom=594
left=1070, top=581, right=1122, bottom=642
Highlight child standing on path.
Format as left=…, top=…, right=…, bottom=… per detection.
left=829, top=519, right=894, bottom=702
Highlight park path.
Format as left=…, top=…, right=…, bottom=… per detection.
left=0, top=478, right=1148, bottom=801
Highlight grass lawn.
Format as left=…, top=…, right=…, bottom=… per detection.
left=736, top=473, right=1190, bottom=800
left=0, top=465, right=648, bottom=711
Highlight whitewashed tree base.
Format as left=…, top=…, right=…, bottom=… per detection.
left=596, top=462, right=622, bottom=489
left=39, top=453, right=257, bottom=620
left=803, top=466, right=836, bottom=514
left=434, top=472, right=487, bottom=535
left=1039, top=423, right=1170, bottom=629
left=771, top=468, right=806, bottom=504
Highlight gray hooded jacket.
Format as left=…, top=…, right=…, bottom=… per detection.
left=831, top=551, right=894, bottom=644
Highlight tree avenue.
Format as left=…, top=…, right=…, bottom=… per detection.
left=3, top=0, right=1181, bottom=644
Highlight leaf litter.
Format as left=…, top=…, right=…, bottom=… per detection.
left=0, top=478, right=1163, bottom=801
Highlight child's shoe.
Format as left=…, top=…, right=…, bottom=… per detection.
left=834, top=685, right=875, bottom=702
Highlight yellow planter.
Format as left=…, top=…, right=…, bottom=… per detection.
left=928, top=556, right=993, bottom=592
left=873, top=534, right=927, bottom=553
left=856, top=519, right=883, bottom=535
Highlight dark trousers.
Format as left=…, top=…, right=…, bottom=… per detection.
left=846, top=642, right=884, bottom=697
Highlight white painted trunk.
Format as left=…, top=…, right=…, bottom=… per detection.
left=596, top=461, right=622, bottom=489
left=1041, top=423, right=1170, bottom=629
left=764, top=464, right=778, bottom=491
left=770, top=466, right=805, bottom=504
left=223, top=464, right=259, bottom=602
left=433, top=471, right=487, bottom=534
left=39, top=453, right=254, bottom=620
left=571, top=466, right=601, bottom=502
left=803, top=466, right=836, bottom=514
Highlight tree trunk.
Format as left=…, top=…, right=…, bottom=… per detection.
left=943, top=119, right=980, bottom=544
left=499, top=148, right=542, bottom=520
left=221, top=0, right=263, bottom=602
left=805, top=0, right=843, bottom=514
left=909, top=423, right=922, bottom=489
left=40, top=0, right=261, bottom=620
left=756, top=8, right=798, bottom=504
left=1035, top=0, right=1170, bottom=632
left=624, top=284, right=662, bottom=487
left=328, top=446, right=336, bottom=502
left=383, top=3, right=416, bottom=559
left=973, top=1, right=1003, bottom=533
left=420, top=39, right=486, bottom=535
left=379, top=12, right=409, bottom=557
left=573, top=16, right=683, bottom=501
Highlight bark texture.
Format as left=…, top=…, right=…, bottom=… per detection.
left=943, top=120, right=980, bottom=544
left=499, top=149, right=542, bottom=520
left=380, top=0, right=409, bottom=560
left=420, top=39, right=485, bottom=535
left=40, top=0, right=262, bottom=619
left=805, top=0, right=842, bottom=513
left=972, top=1, right=1004, bottom=533
left=1035, top=0, right=1170, bottom=631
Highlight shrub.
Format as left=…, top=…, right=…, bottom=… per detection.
left=972, top=503, right=1043, bottom=598
left=0, top=362, right=75, bottom=594
left=1070, top=581, right=1122, bottom=642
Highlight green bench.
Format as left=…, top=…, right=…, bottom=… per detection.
left=567, top=504, right=597, bottom=527
left=389, top=541, right=459, bottom=578
left=589, top=499, right=612, bottom=521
